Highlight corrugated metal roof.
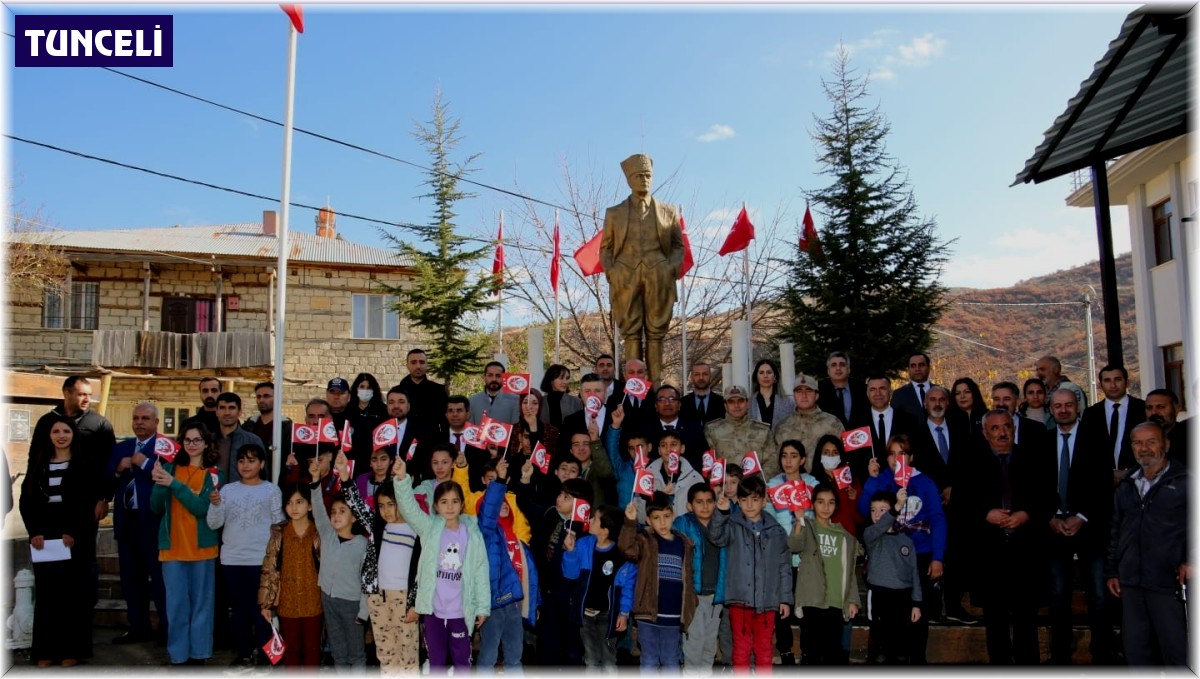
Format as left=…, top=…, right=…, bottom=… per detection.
left=1013, top=5, right=1192, bottom=186
left=10, top=223, right=415, bottom=269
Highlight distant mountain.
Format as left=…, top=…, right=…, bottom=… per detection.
left=931, top=253, right=1137, bottom=398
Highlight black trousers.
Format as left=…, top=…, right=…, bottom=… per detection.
left=1121, top=585, right=1189, bottom=666
left=799, top=606, right=846, bottom=665
left=774, top=565, right=798, bottom=655
left=868, top=585, right=915, bottom=664
left=979, top=545, right=1040, bottom=664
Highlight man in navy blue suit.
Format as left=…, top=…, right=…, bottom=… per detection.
left=104, top=402, right=167, bottom=645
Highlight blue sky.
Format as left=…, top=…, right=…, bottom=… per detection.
left=8, top=2, right=1137, bottom=301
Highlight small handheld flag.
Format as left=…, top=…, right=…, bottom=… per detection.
left=373, top=420, right=399, bottom=449
left=841, top=426, right=872, bottom=452
left=834, top=464, right=853, bottom=490
left=634, top=468, right=656, bottom=498
left=502, top=373, right=531, bottom=395
left=741, top=451, right=762, bottom=478
left=531, top=442, right=551, bottom=474
left=155, top=437, right=180, bottom=463
left=709, top=460, right=726, bottom=488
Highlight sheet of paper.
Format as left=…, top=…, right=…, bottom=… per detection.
left=29, top=538, right=71, bottom=563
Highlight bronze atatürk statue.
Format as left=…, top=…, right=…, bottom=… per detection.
left=599, top=153, right=684, bottom=384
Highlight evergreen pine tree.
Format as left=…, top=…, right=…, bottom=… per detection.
left=380, top=91, right=497, bottom=390
left=778, top=48, right=951, bottom=379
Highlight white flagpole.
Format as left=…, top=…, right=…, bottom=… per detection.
left=554, top=209, right=561, bottom=364
left=497, top=210, right=504, bottom=358
left=743, top=202, right=752, bottom=365
left=679, top=209, right=688, bottom=389
left=271, top=18, right=299, bottom=485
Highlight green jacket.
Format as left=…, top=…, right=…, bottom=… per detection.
left=788, top=518, right=861, bottom=621
left=393, top=476, right=491, bottom=634
left=150, top=462, right=222, bottom=553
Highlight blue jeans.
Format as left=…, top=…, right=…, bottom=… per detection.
left=162, top=559, right=215, bottom=664
left=1049, top=546, right=1108, bottom=659
left=477, top=600, right=525, bottom=671
left=637, top=621, right=681, bottom=671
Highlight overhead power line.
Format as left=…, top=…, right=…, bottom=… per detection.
left=952, top=300, right=1084, bottom=307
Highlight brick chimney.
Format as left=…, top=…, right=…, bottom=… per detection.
left=262, top=210, right=277, bottom=236
left=316, top=205, right=336, bottom=238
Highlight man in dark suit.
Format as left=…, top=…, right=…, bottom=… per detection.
left=849, top=375, right=921, bottom=481
left=398, top=348, right=448, bottom=433
left=605, top=359, right=655, bottom=435
left=892, top=352, right=936, bottom=422
left=957, top=409, right=1056, bottom=665
left=1146, top=388, right=1189, bottom=467
left=382, top=386, right=426, bottom=466
left=1079, top=364, right=1146, bottom=484
left=640, top=384, right=709, bottom=471
left=1046, top=389, right=1115, bottom=664
left=680, top=361, right=726, bottom=423
left=561, top=373, right=615, bottom=460
left=817, top=351, right=869, bottom=429
left=436, top=396, right=489, bottom=490
left=991, top=381, right=1051, bottom=452
left=103, top=402, right=167, bottom=645
left=595, top=353, right=620, bottom=402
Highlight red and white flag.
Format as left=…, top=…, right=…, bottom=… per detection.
left=800, top=202, right=820, bottom=253
left=492, top=216, right=505, bottom=296
left=481, top=416, right=513, bottom=450
left=570, top=498, right=591, bottom=531
left=405, top=439, right=419, bottom=462
left=632, top=444, right=650, bottom=471
left=373, top=420, right=399, bottom=449
left=208, top=466, right=221, bottom=490
left=262, top=623, right=286, bottom=664
left=769, top=481, right=793, bottom=511
left=841, top=426, right=873, bottom=452
left=531, top=442, right=551, bottom=474
left=279, top=4, right=304, bottom=33
left=894, top=456, right=914, bottom=489
left=678, top=211, right=695, bottom=279
left=624, top=377, right=649, bottom=400
left=340, top=421, right=353, bottom=454
left=741, top=450, right=762, bottom=477
left=317, top=418, right=339, bottom=445
left=502, top=373, right=530, bottom=395
left=585, top=395, right=603, bottom=418
left=550, top=211, right=561, bottom=292
left=834, top=465, right=853, bottom=490
left=634, top=468, right=656, bottom=498
left=666, top=451, right=680, bottom=476
left=155, top=437, right=180, bottom=463
left=574, top=231, right=604, bottom=276
left=292, top=423, right=318, bottom=446
left=701, top=449, right=716, bottom=478
left=461, top=424, right=486, bottom=449
left=718, top=205, right=755, bottom=256
left=709, top=459, right=726, bottom=488
left=790, top=482, right=813, bottom=511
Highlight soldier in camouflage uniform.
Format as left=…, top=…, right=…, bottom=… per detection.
left=704, top=385, right=773, bottom=478
left=772, top=374, right=845, bottom=474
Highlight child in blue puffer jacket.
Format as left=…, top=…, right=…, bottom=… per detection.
left=563, top=503, right=637, bottom=671
left=475, top=458, right=539, bottom=671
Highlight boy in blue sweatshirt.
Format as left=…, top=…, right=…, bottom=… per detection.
left=563, top=503, right=637, bottom=670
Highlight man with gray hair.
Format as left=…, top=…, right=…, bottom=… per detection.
left=817, top=351, right=869, bottom=429
left=103, top=402, right=168, bottom=645
left=1036, top=356, right=1088, bottom=409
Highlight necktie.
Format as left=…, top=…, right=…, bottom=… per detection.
left=918, top=384, right=926, bottom=406
left=697, top=394, right=706, bottom=415
left=1059, top=433, right=1071, bottom=514
left=999, top=454, right=1013, bottom=511
left=126, top=439, right=147, bottom=508
left=935, top=426, right=949, bottom=463
left=877, top=413, right=887, bottom=447
left=1109, top=402, right=1121, bottom=460
left=453, top=433, right=462, bottom=451
left=837, top=388, right=848, bottom=421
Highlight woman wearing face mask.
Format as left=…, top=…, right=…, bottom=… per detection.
left=347, top=372, right=388, bottom=470
left=808, top=434, right=865, bottom=535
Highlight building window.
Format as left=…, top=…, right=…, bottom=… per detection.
left=161, top=297, right=222, bottom=333
left=352, top=294, right=400, bottom=339
left=1163, top=343, right=1186, bottom=411
left=43, top=282, right=99, bottom=329
left=1151, top=199, right=1173, bottom=266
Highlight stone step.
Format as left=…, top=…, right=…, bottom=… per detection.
left=93, top=598, right=158, bottom=629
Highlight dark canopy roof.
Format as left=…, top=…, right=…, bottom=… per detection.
left=1013, top=5, right=1192, bottom=186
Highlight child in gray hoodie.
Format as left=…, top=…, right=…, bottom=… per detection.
left=863, top=488, right=923, bottom=665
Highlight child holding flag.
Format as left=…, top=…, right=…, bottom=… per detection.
left=707, top=475, right=792, bottom=670
left=810, top=434, right=866, bottom=535
left=863, top=489, right=923, bottom=664
left=790, top=484, right=862, bottom=665
left=619, top=492, right=698, bottom=670
left=604, top=402, right=647, bottom=508
left=857, top=435, right=945, bottom=665
left=672, top=483, right=728, bottom=672
left=635, top=430, right=704, bottom=523
left=563, top=503, right=636, bottom=670
left=765, top=440, right=819, bottom=665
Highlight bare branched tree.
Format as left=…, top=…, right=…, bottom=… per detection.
left=6, top=199, right=69, bottom=296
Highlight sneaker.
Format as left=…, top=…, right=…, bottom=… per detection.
left=779, top=652, right=796, bottom=666
left=944, top=608, right=979, bottom=625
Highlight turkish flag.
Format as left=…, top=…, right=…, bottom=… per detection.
left=666, top=451, right=680, bottom=476
left=679, top=211, right=695, bottom=279
left=634, top=468, right=656, bottom=498
left=373, top=420, right=399, bottom=449
left=316, top=418, right=338, bottom=445
left=550, top=212, right=561, bottom=292
left=492, top=217, right=505, bottom=296
left=571, top=498, right=591, bottom=531
left=834, top=465, right=853, bottom=490
left=154, top=437, right=180, bottom=463
left=291, top=423, right=318, bottom=446
left=790, top=483, right=813, bottom=511
left=718, top=206, right=755, bottom=256
left=741, top=450, right=762, bottom=477
left=405, top=439, right=419, bottom=462
left=894, top=456, right=915, bottom=489
left=481, top=416, right=513, bottom=450
left=701, top=449, right=716, bottom=478
left=340, top=422, right=354, bottom=454
left=709, top=459, right=726, bottom=488
left=262, top=624, right=286, bottom=664
left=531, top=442, right=551, bottom=474
left=632, top=444, right=650, bottom=471
left=800, top=202, right=820, bottom=253
left=208, top=466, right=221, bottom=490
left=502, top=373, right=531, bottom=395
left=280, top=4, right=304, bottom=33
left=768, top=481, right=793, bottom=511
left=841, top=426, right=873, bottom=452
left=573, top=231, right=604, bottom=276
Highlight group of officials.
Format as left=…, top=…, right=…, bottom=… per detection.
left=22, top=346, right=1190, bottom=666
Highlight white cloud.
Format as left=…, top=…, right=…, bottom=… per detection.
left=696, top=124, right=736, bottom=143
left=894, top=34, right=946, bottom=67
left=828, top=30, right=945, bottom=82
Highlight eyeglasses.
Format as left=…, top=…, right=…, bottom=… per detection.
left=182, top=437, right=205, bottom=446
left=656, top=397, right=679, bottom=403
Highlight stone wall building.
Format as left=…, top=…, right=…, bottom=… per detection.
left=5, top=207, right=423, bottom=440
